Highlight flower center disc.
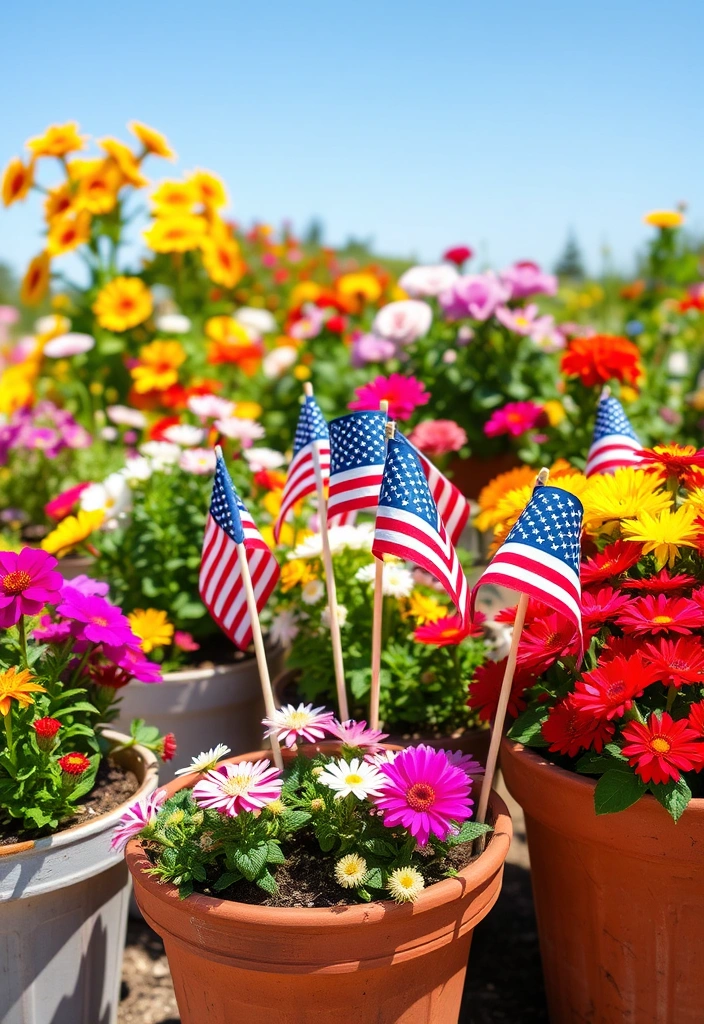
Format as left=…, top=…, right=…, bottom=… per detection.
left=650, top=737, right=672, bottom=754
left=2, top=570, right=32, bottom=595
left=222, top=774, right=251, bottom=797
left=406, top=782, right=436, bottom=811
left=652, top=615, right=673, bottom=624
left=345, top=774, right=364, bottom=786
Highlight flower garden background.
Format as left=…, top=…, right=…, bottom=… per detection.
left=3, top=112, right=704, bottom=1024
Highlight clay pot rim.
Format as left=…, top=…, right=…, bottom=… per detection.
left=503, top=737, right=704, bottom=809
left=126, top=748, right=512, bottom=927
left=0, top=728, right=159, bottom=859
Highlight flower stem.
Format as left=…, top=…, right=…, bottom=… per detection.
left=18, top=617, right=28, bottom=668
left=666, top=685, right=677, bottom=713
left=3, top=711, right=14, bottom=765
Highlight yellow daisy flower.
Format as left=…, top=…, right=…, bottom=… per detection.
left=93, top=277, right=153, bottom=332
left=47, top=210, right=91, bottom=257
left=475, top=466, right=538, bottom=531
left=201, top=233, right=244, bottom=288
left=643, top=210, right=684, bottom=229
left=404, top=591, right=445, bottom=624
left=129, top=121, right=175, bottom=160
left=2, top=157, right=34, bottom=207
left=336, top=272, right=382, bottom=304
left=98, top=138, right=148, bottom=188
left=144, top=214, right=207, bottom=253
left=41, top=509, right=104, bottom=557
left=44, top=182, right=74, bottom=222
left=581, top=468, right=671, bottom=535
left=26, top=122, right=85, bottom=158
left=150, top=179, right=198, bottom=214
left=189, top=170, right=228, bottom=209
left=279, top=560, right=317, bottom=593
left=621, top=504, right=700, bottom=569
left=20, top=252, right=51, bottom=306
left=0, top=363, right=39, bottom=415
left=0, top=667, right=46, bottom=717
left=128, top=609, right=174, bottom=653
left=75, top=159, right=123, bottom=215
left=130, top=340, right=186, bottom=393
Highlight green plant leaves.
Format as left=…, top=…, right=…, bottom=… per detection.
left=594, top=769, right=647, bottom=815
left=649, top=777, right=692, bottom=823
left=507, top=705, right=550, bottom=747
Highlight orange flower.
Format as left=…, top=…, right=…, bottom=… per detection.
left=26, top=122, right=85, bottom=158
left=75, top=159, right=123, bottom=214
left=47, top=210, right=91, bottom=256
left=93, top=276, right=153, bottom=332
left=205, top=317, right=261, bottom=373
left=201, top=232, right=244, bottom=288
left=131, top=340, right=187, bottom=394
left=20, top=252, right=51, bottom=305
left=144, top=214, right=206, bottom=253
left=2, top=157, right=34, bottom=207
left=98, top=138, right=148, bottom=187
left=44, top=182, right=74, bottom=221
left=560, top=335, right=642, bottom=388
left=129, top=121, right=176, bottom=160
left=190, top=170, right=228, bottom=209
left=150, top=179, right=197, bottom=214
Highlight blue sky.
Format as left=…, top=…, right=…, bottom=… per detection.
left=2, top=0, right=703, bottom=279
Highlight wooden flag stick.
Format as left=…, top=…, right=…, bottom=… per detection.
left=600, top=385, right=611, bottom=400
left=475, top=466, right=551, bottom=832
left=369, top=402, right=391, bottom=730
left=303, top=383, right=349, bottom=721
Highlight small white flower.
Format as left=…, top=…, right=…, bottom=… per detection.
left=107, top=405, right=147, bottom=429
left=366, top=749, right=398, bottom=767
left=215, top=417, right=265, bottom=442
left=162, top=424, right=204, bottom=447
left=35, top=314, right=70, bottom=336
left=355, top=561, right=414, bottom=598
left=187, top=394, right=235, bottom=421
left=121, top=456, right=152, bottom=483
left=321, top=603, right=347, bottom=628
left=355, top=563, right=376, bottom=585
left=270, top=609, right=299, bottom=647
left=179, top=448, right=216, bottom=475
left=174, top=744, right=231, bottom=777
left=668, top=351, right=690, bottom=377
left=318, top=757, right=385, bottom=800
left=100, top=426, right=118, bottom=441
left=334, top=853, right=368, bottom=889
left=243, top=447, right=286, bottom=471
left=235, top=307, right=277, bottom=335
left=387, top=866, right=425, bottom=904
left=398, top=264, right=460, bottom=298
left=80, top=473, right=131, bottom=520
left=263, top=346, right=298, bottom=379
left=155, top=313, right=191, bottom=334
left=301, top=579, right=325, bottom=605
left=140, top=441, right=182, bottom=468
left=43, top=332, right=95, bottom=357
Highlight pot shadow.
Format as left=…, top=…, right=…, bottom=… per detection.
left=460, top=862, right=548, bottom=1023
left=51, top=915, right=112, bottom=1024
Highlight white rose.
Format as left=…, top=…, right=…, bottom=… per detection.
left=372, top=300, right=433, bottom=346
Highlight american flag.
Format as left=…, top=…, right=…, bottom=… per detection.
left=200, top=452, right=280, bottom=650
left=404, top=435, right=470, bottom=546
left=471, top=484, right=583, bottom=650
left=327, top=410, right=387, bottom=522
left=372, top=432, right=470, bottom=624
left=585, top=394, right=643, bottom=477
left=273, top=394, right=330, bottom=542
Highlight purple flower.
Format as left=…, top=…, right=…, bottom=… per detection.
left=329, top=718, right=389, bottom=753
left=32, top=615, right=73, bottom=642
left=500, top=261, right=557, bottom=300
left=61, top=575, right=110, bottom=598
left=350, top=333, right=397, bottom=367
left=105, top=645, right=163, bottom=683
left=56, top=591, right=136, bottom=648
left=438, top=272, right=510, bottom=321
left=110, top=788, right=167, bottom=851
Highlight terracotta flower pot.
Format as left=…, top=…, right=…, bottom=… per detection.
left=0, top=730, right=159, bottom=1024
left=501, top=738, right=704, bottom=1024
left=114, top=643, right=284, bottom=781
left=126, top=748, right=512, bottom=1024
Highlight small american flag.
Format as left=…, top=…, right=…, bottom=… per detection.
left=585, top=394, right=643, bottom=477
left=404, top=436, right=470, bottom=546
left=327, top=411, right=387, bottom=522
left=200, top=452, right=280, bottom=650
left=471, top=483, right=583, bottom=650
left=274, top=394, right=330, bottom=542
left=373, top=432, right=470, bottom=624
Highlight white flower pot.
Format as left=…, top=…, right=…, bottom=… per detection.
left=113, top=644, right=284, bottom=782
left=0, top=729, right=158, bottom=1024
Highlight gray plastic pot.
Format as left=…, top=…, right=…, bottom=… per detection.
left=113, top=643, right=284, bottom=781
left=0, top=730, right=159, bottom=1024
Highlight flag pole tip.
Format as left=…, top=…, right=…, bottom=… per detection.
left=379, top=399, right=389, bottom=414
left=537, top=467, right=550, bottom=485
left=214, top=444, right=223, bottom=459
left=600, top=385, right=611, bottom=400
left=385, top=420, right=397, bottom=439
left=303, top=382, right=313, bottom=398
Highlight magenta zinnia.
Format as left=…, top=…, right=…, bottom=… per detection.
left=192, top=759, right=283, bottom=816
left=373, top=745, right=473, bottom=846
left=0, top=548, right=62, bottom=627
left=348, top=373, right=430, bottom=421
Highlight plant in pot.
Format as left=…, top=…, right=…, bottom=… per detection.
left=56, top=425, right=288, bottom=776
left=120, top=709, right=512, bottom=1024
left=0, top=547, right=168, bottom=1024
left=486, top=449, right=704, bottom=1023
left=269, top=521, right=492, bottom=760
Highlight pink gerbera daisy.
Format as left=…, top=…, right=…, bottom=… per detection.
left=373, top=745, right=474, bottom=846
left=110, top=788, right=167, bottom=851
left=483, top=401, right=544, bottom=439
left=617, top=594, right=704, bottom=635
left=329, top=719, right=389, bottom=753
left=580, top=586, right=631, bottom=632
left=192, top=759, right=283, bottom=817
left=262, top=703, right=336, bottom=748
left=0, top=548, right=62, bottom=628
left=349, top=373, right=430, bottom=421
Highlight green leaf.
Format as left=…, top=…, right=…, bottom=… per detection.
left=178, top=880, right=194, bottom=900
left=66, top=754, right=100, bottom=802
left=364, top=866, right=384, bottom=889
left=53, top=702, right=99, bottom=718
left=575, top=751, right=624, bottom=775
left=266, top=841, right=285, bottom=864
left=649, top=777, right=692, bottom=823
left=24, top=806, right=56, bottom=829
left=213, top=871, right=242, bottom=891
left=448, top=820, right=492, bottom=845
left=507, top=705, right=550, bottom=747
left=594, top=769, right=647, bottom=816
left=234, top=843, right=268, bottom=881
left=255, top=870, right=278, bottom=895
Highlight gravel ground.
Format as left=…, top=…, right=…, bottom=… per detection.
left=118, top=778, right=548, bottom=1024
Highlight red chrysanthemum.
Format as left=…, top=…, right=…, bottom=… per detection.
left=160, top=733, right=177, bottom=763
left=617, top=594, right=704, bottom=635
left=58, top=752, right=91, bottom=776
left=641, top=637, right=704, bottom=688
left=621, top=712, right=704, bottom=785
left=467, top=659, right=531, bottom=722
left=572, top=654, right=656, bottom=720
left=621, top=569, right=697, bottom=594
left=580, top=586, right=631, bottom=632
left=688, top=702, right=704, bottom=737
left=414, top=612, right=484, bottom=647
left=636, top=444, right=704, bottom=483
left=517, top=613, right=580, bottom=671
left=541, top=696, right=615, bottom=758
left=560, top=335, right=642, bottom=388
left=580, top=540, right=643, bottom=588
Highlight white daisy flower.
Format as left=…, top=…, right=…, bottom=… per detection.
left=334, top=853, right=368, bottom=889
left=140, top=441, right=182, bottom=468
left=242, top=447, right=287, bottom=471
left=269, top=609, right=299, bottom=647
left=106, top=405, right=147, bottom=429
left=121, top=456, right=152, bottom=484
left=155, top=313, right=191, bottom=334
left=174, top=744, right=232, bottom=777
left=317, top=757, right=385, bottom=801
left=162, top=424, right=204, bottom=447
left=355, top=561, right=414, bottom=598
left=80, top=472, right=131, bottom=521
left=301, top=579, right=325, bottom=605
left=387, top=866, right=425, bottom=903
left=234, top=306, right=277, bottom=335
left=321, top=603, right=348, bottom=629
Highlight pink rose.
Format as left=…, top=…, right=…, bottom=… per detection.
left=408, top=420, right=468, bottom=457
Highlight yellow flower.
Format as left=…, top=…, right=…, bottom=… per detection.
left=0, top=363, right=37, bottom=415
left=620, top=386, right=638, bottom=404
left=93, top=276, right=153, bottom=332
left=289, top=281, right=322, bottom=308
left=150, top=179, right=198, bottom=214
left=130, top=340, right=186, bottom=393
left=20, top=252, right=51, bottom=306
left=279, top=560, right=317, bottom=593
left=337, top=272, right=382, bottom=304
left=387, top=866, right=425, bottom=904
left=542, top=400, right=565, bottom=427
left=232, top=401, right=263, bottom=419
left=128, top=608, right=174, bottom=653
left=2, top=157, right=34, bottom=207
left=475, top=466, right=538, bottom=531
left=405, top=591, right=445, bottom=624
left=41, top=509, right=104, bottom=557
left=44, top=182, right=74, bottom=221
left=643, top=210, right=684, bottom=229
left=74, top=159, right=122, bottom=215
left=129, top=121, right=175, bottom=160
left=144, top=214, right=207, bottom=253
left=26, top=122, right=85, bottom=158
left=294, top=365, right=311, bottom=381
left=47, top=210, right=91, bottom=256
left=621, top=505, right=700, bottom=569
left=189, top=170, right=228, bottom=209
left=201, top=233, right=244, bottom=288
left=98, top=138, right=148, bottom=187
left=204, top=316, right=250, bottom=344
left=263, top=490, right=284, bottom=518
left=581, top=468, right=671, bottom=534
left=37, top=314, right=71, bottom=343
left=0, top=667, right=46, bottom=717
